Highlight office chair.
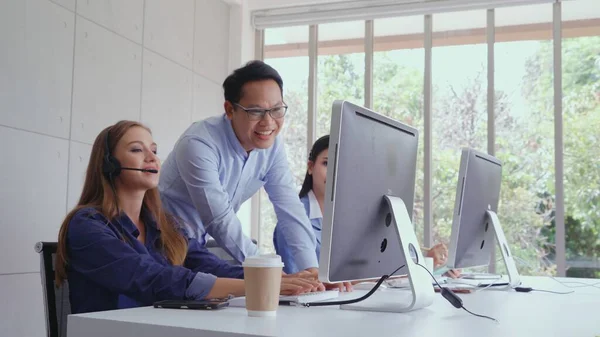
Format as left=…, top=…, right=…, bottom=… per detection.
left=35, top=242, right=70, bottom=337
left=32, top=237, right=256, bottom=337
left=205, top=238, right=259, bottom=264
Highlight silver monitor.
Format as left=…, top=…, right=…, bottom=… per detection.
left=447, top=148, right=521, bottom=286
left=319, top=100, right=434, bottom=312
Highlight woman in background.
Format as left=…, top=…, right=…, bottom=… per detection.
left=274, top=135, right=460, bottom=279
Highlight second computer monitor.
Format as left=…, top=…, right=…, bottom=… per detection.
left=319, top=100, right=419, bottom=283
left=447, top=148, right=503, bottom=269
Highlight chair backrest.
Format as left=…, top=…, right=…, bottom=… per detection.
left=35, top=242, right=71, bottom=337
left=205, top=238, right=258, bottom=264
left=205, top=238, right=236, bottom=263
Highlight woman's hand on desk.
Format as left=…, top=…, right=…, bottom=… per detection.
left=425, top=243, right=449, bottom=268
left=423, top=243, right=461, bottom=279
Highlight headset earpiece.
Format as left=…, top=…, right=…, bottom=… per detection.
left=102, top=128, right=122, bottom=179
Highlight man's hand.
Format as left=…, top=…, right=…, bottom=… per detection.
left=280, top=276, right=323, bottom=295
left=300, top=268, right=353, bottom=292
left=284, top=268, right=318, bottom=280
left=283, top=268, right=325, bottom=291
left=284, top=268, right=353, bottom=292
left=324, top=281, right=353, bottom=292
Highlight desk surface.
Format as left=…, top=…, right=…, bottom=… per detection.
left=68, top=276, right=600, bottom=337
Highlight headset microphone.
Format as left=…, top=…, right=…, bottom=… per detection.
left=121, top=167, right=158, bottom=173
left=103, top=129, right=159, bottom=177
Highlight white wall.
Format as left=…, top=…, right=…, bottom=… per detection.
left=228, top=1, right=259, bottom=73
left=0, top=0, right=231, bottom=335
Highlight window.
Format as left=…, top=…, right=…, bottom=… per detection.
left=317, top=21, right=365, bottom=138
left=431, top=10, right=488, bottom=245
left=261, top=26, right=310, bottom=253
left=374, top=15, right=425, bottom=242
left=493, top=4, right=555, bottom=275
left=562, top=0, right=600, bottom=278
left=257, top=0, right=600, bottom=278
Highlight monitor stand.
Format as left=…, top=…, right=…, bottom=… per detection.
left=486, top=210, right=521, bottom=288
left=341, top=195, right=435, bottom=313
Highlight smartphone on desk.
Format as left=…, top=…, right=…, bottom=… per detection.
left=153, top=299, right=229, bottom=310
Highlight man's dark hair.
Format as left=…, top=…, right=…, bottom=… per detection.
left=222, top=60, right=284, bottom=104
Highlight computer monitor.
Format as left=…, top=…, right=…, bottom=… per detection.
left=319, top=100, right=434, bottom=313
left=446, top=148, right=521, bottom=287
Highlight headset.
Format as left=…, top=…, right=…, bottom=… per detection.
left=101, top=127, right=158, bottom=238
left=102, top=127, right=158, bottom=180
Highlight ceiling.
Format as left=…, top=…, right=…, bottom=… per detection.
left=247, top=0, right=350, bottom=11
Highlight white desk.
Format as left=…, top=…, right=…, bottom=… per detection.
left=68, top=276, right=600, bottom=337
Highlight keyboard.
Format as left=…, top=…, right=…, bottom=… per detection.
left=446, top=276, right=506, bottom=288
left=460, top=272, right=502, bottom=280
left=228, top=290, right=339, bottom=307
left=280, top=290, right=339, bottom=304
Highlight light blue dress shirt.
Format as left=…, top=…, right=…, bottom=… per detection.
left=158, top=114, right=318, bottom=271
left=274, top=190, right=322, bottom=274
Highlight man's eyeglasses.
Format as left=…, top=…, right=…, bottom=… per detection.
left=233, top=103, right=288, bottom=121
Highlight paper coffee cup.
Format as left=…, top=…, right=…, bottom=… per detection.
left=424, top=257, right=434, bottom=274
left=242, top=254, right=284, bottom=317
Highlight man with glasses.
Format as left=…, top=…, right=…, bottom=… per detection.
left=158, top=61, right=319, bottom=277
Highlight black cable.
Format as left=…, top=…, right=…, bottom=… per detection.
left=302, top=264, right=406, bottom=307
left=416, top=263, right=444, bottom=289
left=462, top=307, right=497, bottom=321
left=415, top=263, right=498, bottom=323
left=515, top=286, right=573, bottom=295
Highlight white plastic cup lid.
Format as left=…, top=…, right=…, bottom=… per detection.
left=424, top=256, right=434, bottom=272
left=242, top=254, right=284, bottom=268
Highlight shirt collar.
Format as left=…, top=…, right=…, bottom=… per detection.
left=113, top=207, right=160, bottom=238
left=114, top=212, right=138, bottom=237
left=141, top=206, right=160, bottom=231
left=307, top=190, right=323, bottom=220
left=222, top=114, right=250, bottom=159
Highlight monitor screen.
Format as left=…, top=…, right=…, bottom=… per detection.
left=319, top=100, right=419, bottom=283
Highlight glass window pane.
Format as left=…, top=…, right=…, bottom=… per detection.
left=264, top=25, right=310, bottom=58
left=374, top=16, right=425, bottom=242
left=432, top=10, right=488, bottom=247
left=495, top=4, right=555, bottom=276
left=261, top=26, right=310, bottom=254
left=562, top=0, right=600, bottom=278
left=317, top=21, right=365, bottom=138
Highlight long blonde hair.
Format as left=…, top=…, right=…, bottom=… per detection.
left=55, top=121, right=187, bottom=285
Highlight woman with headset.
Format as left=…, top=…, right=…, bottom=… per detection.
left=55, top=120, right=321, bottom=314
left=274, top=135, right=461, bottom=279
